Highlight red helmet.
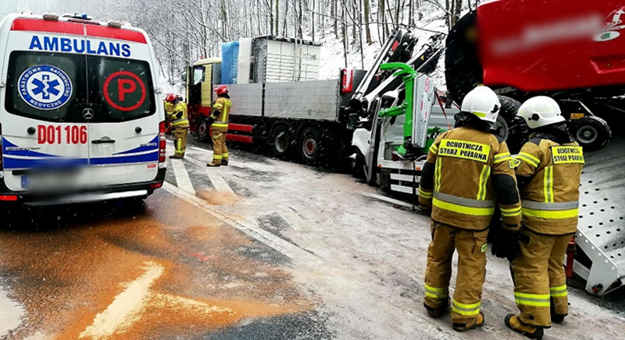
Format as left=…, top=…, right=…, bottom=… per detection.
left=214, top=85, right=228, bottom=95
left=165, top=93, right=177, bottom=103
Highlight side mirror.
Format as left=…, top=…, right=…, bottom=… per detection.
left=181, top=72, right=187, bottom=86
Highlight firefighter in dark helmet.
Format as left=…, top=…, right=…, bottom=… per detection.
left=207, top=85, right=232, bottom=167
left=419, top=86, right=522, bottom=332
left=166, top=94, right=189, bottom=159
left=502, top=96, right=583, bottom=340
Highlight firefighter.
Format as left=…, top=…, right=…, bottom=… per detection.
left=164, top=95, right=175, bottom=134
left=207, top=85, right=232, bottom=167
left=166, top=93, right=189, bottom=159
left=503, top=96, right=583, bottom=340
left=419, top=86, right=522, bottom=332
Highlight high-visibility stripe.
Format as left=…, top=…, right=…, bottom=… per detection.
left=522, top=200, right=579, bottom=210
left=434, top=159, right=442, bottom=192
left=172, top=119, right=190, bottom=126
left=213, top=123, right=229, bottom=128
left=517, top=152, right=540, bottom=167
left=494, top=152, right=512, bottom=164
left=522, top=207, right=578, bottom=219
left=214, top=103, right=223, bottom=109
left=430, top=144, right=439, bottom=155
left=434, top=192, right=495, bottom=208
left=433, top=198, right=495, bottom=216
left=425, top=284, right=448, bottom=298
left=515, top=292, right=550, bottom=307
left=550, top=285, right=568, bottom=297
left=222, top=153, right=229, bottom=158
left=544, top=166, right=554, bottom=203
left=419, top=188, right=433, bottom=199
left=177, top=139, right=181, bottom=152
left=452, top=300, right=481, bottom=316
left=213, top=155, right=223, bottom=160
left=477, top=165, right=491, bottom=201
left=472, top=112, right=487, bottom=118
left=501, top=206, right=522, bottom=217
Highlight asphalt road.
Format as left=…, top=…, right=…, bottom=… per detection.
left=0, top=137, right=623, bottom=340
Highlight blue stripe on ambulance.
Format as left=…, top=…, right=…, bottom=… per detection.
left=113, top=136, right=159, bottom=155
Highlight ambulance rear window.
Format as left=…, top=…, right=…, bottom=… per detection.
left=4, top=51, right=155, bottom=123
left=5, top=51, right=87, bottom=122
left=87, top=56, right=156, bottom=122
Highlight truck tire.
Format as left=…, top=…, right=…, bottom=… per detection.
left=270, top=124, right=293, bottom=158
left=298, top=126, right=323, bottom=164
left=571, top=116, right=611, bottom=151
left=197, top=118, right=211, bottom=142
left=497, top=95, right=526, bottom=154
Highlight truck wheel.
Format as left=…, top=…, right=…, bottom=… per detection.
left=270, top=124, right=293, bottom=158
left=572, top=116, right=611, bottom=151
left=497, top=95, right=527, bottom=154
left=299, top=126, right=322, bottom=164
left=197, top=119, right=210, bottom=142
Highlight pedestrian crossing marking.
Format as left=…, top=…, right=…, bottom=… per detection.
left=170, top=159, right=196, bottom=195
left=183, top=156, right=236, bottom=195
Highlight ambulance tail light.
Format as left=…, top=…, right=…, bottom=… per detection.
left=43, top=13, right=60, bottom=21
left=0, top=123, right=3, bottom=170
left=159, top=121, right=166, bottom=164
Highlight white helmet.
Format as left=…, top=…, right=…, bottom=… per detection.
left=517, top=96, right=565, bottom=129
left=460, top=86, right=501, bottom=123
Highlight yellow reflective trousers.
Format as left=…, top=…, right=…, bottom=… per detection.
left=211, top=130, right=228, bottom=165
left=511, top=229, right=572, bottom=327
left=424, top=222, right=488, bottom=325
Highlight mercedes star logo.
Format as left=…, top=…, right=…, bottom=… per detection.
left=82, top=108, right=95, bottom=120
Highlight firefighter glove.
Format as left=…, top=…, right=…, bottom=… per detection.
left=207, top=117, right=215, bottom=126
left=491, top=228, right=520, bottom=262
left=176, top=111, right=183, bottom=119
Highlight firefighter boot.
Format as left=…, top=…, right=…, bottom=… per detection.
left=206, top=162, right=221, bottom=167
left=452, top=311, right=484, bottom=332
left=424, top=299, right=449, bottom=318
left=221, top=160, right=229, bottom=166
left=550, top=300, right=566, bottom=324
left=505, top=314, right=544, bottom=340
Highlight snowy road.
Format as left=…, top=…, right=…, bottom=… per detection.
left=0, top=138, right=623, bottom=340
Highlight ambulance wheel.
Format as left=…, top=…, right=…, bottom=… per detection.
left=571, top=116, right=611, bottom=151
left=270, top=124, right=293, bottom=158
left=197, top=118, right=211, bottom=142
left=299, top=126, right=322, bottom=164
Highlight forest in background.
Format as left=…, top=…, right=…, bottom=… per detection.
left=5, top=0, right=481, bottom=83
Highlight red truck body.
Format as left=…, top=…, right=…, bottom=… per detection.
left=478, top=0, right=625, bottom=92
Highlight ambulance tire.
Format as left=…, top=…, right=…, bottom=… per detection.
left=571, top=116, right=611, bottom=152
left=299, top=126, right=323, bottom=164
left=270, top=124, right=294, bottom=158
left=197, top=118, right=211, bottom=142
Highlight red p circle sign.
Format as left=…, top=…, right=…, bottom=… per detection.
left=103, top=71, right=146, bottom=112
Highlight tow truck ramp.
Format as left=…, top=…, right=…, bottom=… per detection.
left=575, top=134, right=625, bottom=296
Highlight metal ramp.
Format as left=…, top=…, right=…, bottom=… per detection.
left=575, top=133, right=625, bottom=296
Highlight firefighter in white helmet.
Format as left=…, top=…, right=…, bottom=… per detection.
left=419, top=86, right=522, bottom=332
left=503, top=96, right=583, bottom=340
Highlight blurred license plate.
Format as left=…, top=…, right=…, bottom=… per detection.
left=21, top=172, right=76, bottom=189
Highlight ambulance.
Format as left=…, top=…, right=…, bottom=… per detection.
left=0, top=12, right=166, bottom=206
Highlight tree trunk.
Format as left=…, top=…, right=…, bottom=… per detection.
left=333, top=0, right=338, bottom=39
left=283, top=0, right=289, bottom=36
left=363, top=0, right=372, bottom=44
left=311, top=0, right=315, bottom=41
left=342, top=6, right=348, bottom=67
left=275, top=0, right=280, bottom=35
left=380, top=0, right=388, bottom=40
left=298, top=0, right=304, bottom=38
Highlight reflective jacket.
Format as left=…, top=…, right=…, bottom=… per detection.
left=164, top=101, right=175, bottom=120
left=171, top=102, right=189, bottom=128
left=419, top=126, right=522, bottom=231
left=211, top=97, right=232, bottom=132
left=516, top=138, right=584, bottom=235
